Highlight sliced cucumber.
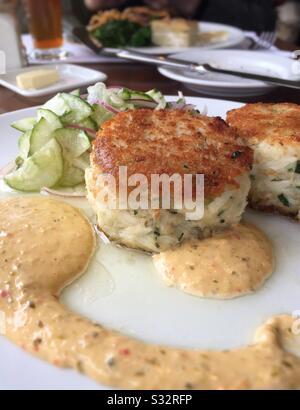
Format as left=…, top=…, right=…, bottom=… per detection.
left=91, top=104, right=114, bottom=127
left=146, top=89, right=163, bottom=100
left=120, top=88, right=154, bottom=102
left=146, top=89, right=166, bottom=108
left=59, top=165, right=85, bottom=187
left=61, top=93, right=93, bottom=124
left=54, top=128, right=90, bottom=187
left=37, top=108, right=62, bottom=129
left=5, top=139, right=63, bottom=192
left=54, top=128, right=91, bottom=159
left=70, top=89, right=80, bottom=97
left=78, top=117, right=97, bottom=131
left=73, top=151, right=90, bottom=171
left=30, top=116, right=62, bottom=155
left=11, top=117, right=36, bottom=132
left=43, top=93, right=71, bottom=117
left=18, top=130, right=31, bottom=160
left=58, top=134, right=90, bottom=187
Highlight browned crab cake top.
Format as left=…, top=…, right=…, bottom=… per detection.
left=227, top=103, right=300, bottom=146
left=92, top=109, right=253, bottom=198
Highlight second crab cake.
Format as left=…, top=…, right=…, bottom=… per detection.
left=227, top=103, right=300, bottom=220
left=86, top=109, right=253, bottom=252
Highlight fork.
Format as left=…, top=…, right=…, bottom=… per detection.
left=247, top=31, right=277, bottom=51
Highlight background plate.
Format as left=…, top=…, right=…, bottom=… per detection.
left=0, top=97, right=299, bottom=390
left=158, top=51, right=296, bottom=97
left=130, top=22, right=245, bottom=54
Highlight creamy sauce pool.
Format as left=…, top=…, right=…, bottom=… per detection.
left=1, top=197, right=300, bottom=389
left=153, top=223, right=274, bottom=299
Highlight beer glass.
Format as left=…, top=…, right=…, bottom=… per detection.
left=26, top=0, right=67, bottom=60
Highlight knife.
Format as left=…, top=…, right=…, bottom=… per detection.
left=73, top=27, right=300, bottom=90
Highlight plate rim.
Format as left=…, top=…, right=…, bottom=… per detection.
left=0, top=95, right=244, bottom=119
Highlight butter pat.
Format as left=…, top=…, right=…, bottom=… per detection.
left=16, top=69, right=60, bottom=90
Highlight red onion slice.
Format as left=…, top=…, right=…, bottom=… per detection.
left=183, top=104, right=198, bottom=111
left=107, top=86, right=123, bottom=92
left=66, top=124, right=97, bottom=138
left=0, top=161, right=16, bottom=178
left=41, top=187, right=87, bottom=198
left=96, top=101, right=120, bottom=114
left=94, top=225, right=111, bottom=244
left=167, top=102, right=185, bottom=109
left=167, top=102, right=197, bottom=111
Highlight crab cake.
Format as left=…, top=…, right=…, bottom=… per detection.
left=86, top=109, right=253, bottom=252
left=227, top=103, right=300, bottom=219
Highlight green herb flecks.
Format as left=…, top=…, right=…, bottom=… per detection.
left=278, top=193, right=290, bottom=207
left=106, top=357, right=116, bottom=367
left=178, top=232, right=184, bottom=242
left=231, top=151, right=242, bottom=160
left=154, top=228, right=161, bottom=237
left=295, top=161, right=300, bottom=174
left=15, top=157, right=24, bottom=168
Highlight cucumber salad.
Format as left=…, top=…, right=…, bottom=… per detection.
left=3, top=83, right=197, bottom=193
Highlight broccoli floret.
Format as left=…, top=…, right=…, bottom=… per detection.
left=92, top=20, right=152, bottom=48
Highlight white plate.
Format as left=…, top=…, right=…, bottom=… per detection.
left=0, top=97, right=300, bottom=390
left=131, top=22, right=245, bottom=54
left=158, top=50, right=295, bottom=97
left=0, top=64, right=107, bottom=98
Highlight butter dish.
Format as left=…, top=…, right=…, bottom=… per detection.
left=0, top=64, right=107, bottom=98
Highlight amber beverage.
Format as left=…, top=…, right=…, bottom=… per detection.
left=27, top=0, right=63, bottom=50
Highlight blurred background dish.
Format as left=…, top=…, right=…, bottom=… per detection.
left=2, top=0, right=299, bottom=69
left=127, top=21, right=245, bottom=54
left=85, top=6, right=245, bottom=53
left=158, top=49, right=296, bottom=97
